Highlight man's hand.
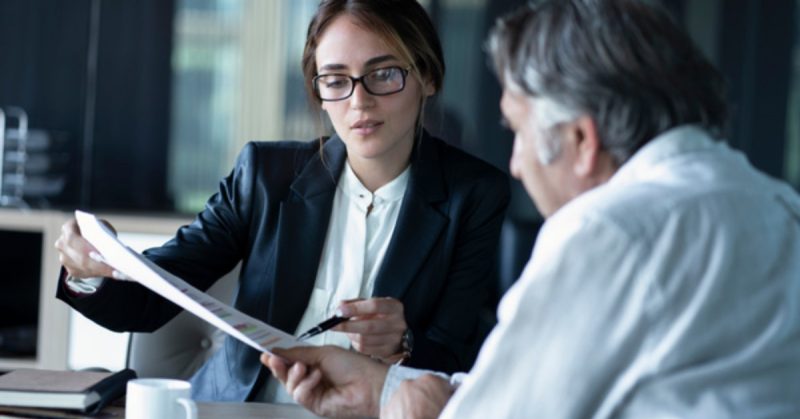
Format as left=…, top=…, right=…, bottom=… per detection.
left=382, top=374, right=454, bottom=419
left=54, top=218, right=117, bottom=279
left=261, top=345, right=389, bottom=418
left=334, top=297, right=407, bottom=361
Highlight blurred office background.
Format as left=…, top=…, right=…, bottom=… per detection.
left=0, top=0, right=798, bottom=281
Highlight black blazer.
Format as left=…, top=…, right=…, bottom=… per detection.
left=58, top=131, right=510, bottom=401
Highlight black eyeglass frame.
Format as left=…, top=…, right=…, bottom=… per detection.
left=312, top=66, right=411, bottom=102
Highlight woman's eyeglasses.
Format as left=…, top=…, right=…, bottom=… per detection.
left=313, top=66, right=410, bottom=101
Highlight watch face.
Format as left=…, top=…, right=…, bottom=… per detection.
left=402, top=329, right=414, bottom=351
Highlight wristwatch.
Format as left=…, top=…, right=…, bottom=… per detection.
left=371, top=329, right=415, bottom=365
left=398, top=328, right=414, bottom=363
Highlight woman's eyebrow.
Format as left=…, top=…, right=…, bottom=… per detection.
left=318, top=54, right=399, bottom=73
left=364, top=54, right=398, bottom=67
left=318, top=63, right=347, bottom=72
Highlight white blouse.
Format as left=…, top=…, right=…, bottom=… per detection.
left=261, top=161, right=410, bottom=403
left=293, top=161, right=410, bottom=347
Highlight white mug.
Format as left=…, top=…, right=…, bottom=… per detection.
left=126, top=378, right=197, bottom=419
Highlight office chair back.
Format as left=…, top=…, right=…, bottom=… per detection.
left=126, top=266, right=239, bottom=379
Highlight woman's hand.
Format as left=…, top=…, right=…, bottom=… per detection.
left=334, top=297, right=408, bottom=361
left=54, top=218, right=119, bottom=279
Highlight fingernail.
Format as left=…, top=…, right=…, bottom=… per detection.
left=89, top=251, right=104, bottom=262
left=335, top=307, right=346, bottom=317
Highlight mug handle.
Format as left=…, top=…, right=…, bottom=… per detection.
left=177, top=397, right=197, bottom=419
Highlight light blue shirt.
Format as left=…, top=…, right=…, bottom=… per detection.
left=384, top=126, right=800, bottom=418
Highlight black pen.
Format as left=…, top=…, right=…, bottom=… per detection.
left=297, top=315, right=350, bottom=341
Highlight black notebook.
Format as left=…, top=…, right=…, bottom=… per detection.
left=0, top=368, right=136, bottom=413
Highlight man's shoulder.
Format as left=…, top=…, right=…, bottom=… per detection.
left=553, top=160, right=799, bottom=245
left=550, top=181, right=667, bottom=240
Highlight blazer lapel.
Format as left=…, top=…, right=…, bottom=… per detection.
left=373, top=134, right=448, bottom=298
left=268, top=137, right=347, bottom=334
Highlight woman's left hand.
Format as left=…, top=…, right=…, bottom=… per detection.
left=333, top=297, right=407, bottom=361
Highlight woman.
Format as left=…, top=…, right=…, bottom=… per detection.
left=55, top=0, right=509, bottom=402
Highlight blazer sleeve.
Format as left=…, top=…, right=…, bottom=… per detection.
left=55, top=143, right=262, bottom=333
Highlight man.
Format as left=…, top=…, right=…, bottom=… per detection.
left=261, top=0, right=800, bottom=417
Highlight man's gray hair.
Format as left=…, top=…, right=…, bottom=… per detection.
left=488, top=0, right=728, bottom=165
left=503, top=75, right=579, bottom=164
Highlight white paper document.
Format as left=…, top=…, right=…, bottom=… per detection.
left=74, top=210, right=301, bottom=353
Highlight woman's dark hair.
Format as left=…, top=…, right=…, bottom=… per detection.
left=488, top=0, right=728, bottom=164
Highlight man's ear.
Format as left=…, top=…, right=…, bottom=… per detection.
left=568, top=116, right=602, bottom=178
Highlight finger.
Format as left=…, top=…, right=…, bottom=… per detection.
left=59, top=242, right=92, bottom=267
left=53, top=235, right=64, bottom=251
left=91, top=252, right=130, bottom=280
left=265, top=356, right=290, bottom=384
left=346, top=332, right=399, bottom=354
left=56, top=220, right=115, bottom=278
left=285, top=361, right=308, bottom=394
left=331, top=298, right=363, bottom=318
left=351, top=343, right=401, bottom=359
left=261, top=351, right=290, bottom=366
left=259, top=352, right=271, bottom=366
left=88, top=251, right=107, bottom=264
left=335, top=317, right=406, bottom=335
left=67, top=254, right=114, bottom=278
left=272, top=346, right=328, bottom=366
left=338, top=297, right=403, bottom=318
left=59, top=244, right=115, bottom=279
left=261, top=353, right=287, bottom=381
left=338, top=297, right=364, bottom=305
left=61, top=218, right=81, bottom=237
left=57, top=222, right=94, bottom=258
left=344, top=331, right=402, bottom=346
left=292, top=368, right=323, bottom=406
left=60, top=222, right=95, bottom=254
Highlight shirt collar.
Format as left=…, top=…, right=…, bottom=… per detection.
left=609, top=125, right=719, bottom=186
left=340, top=162, right=411, bottom=208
